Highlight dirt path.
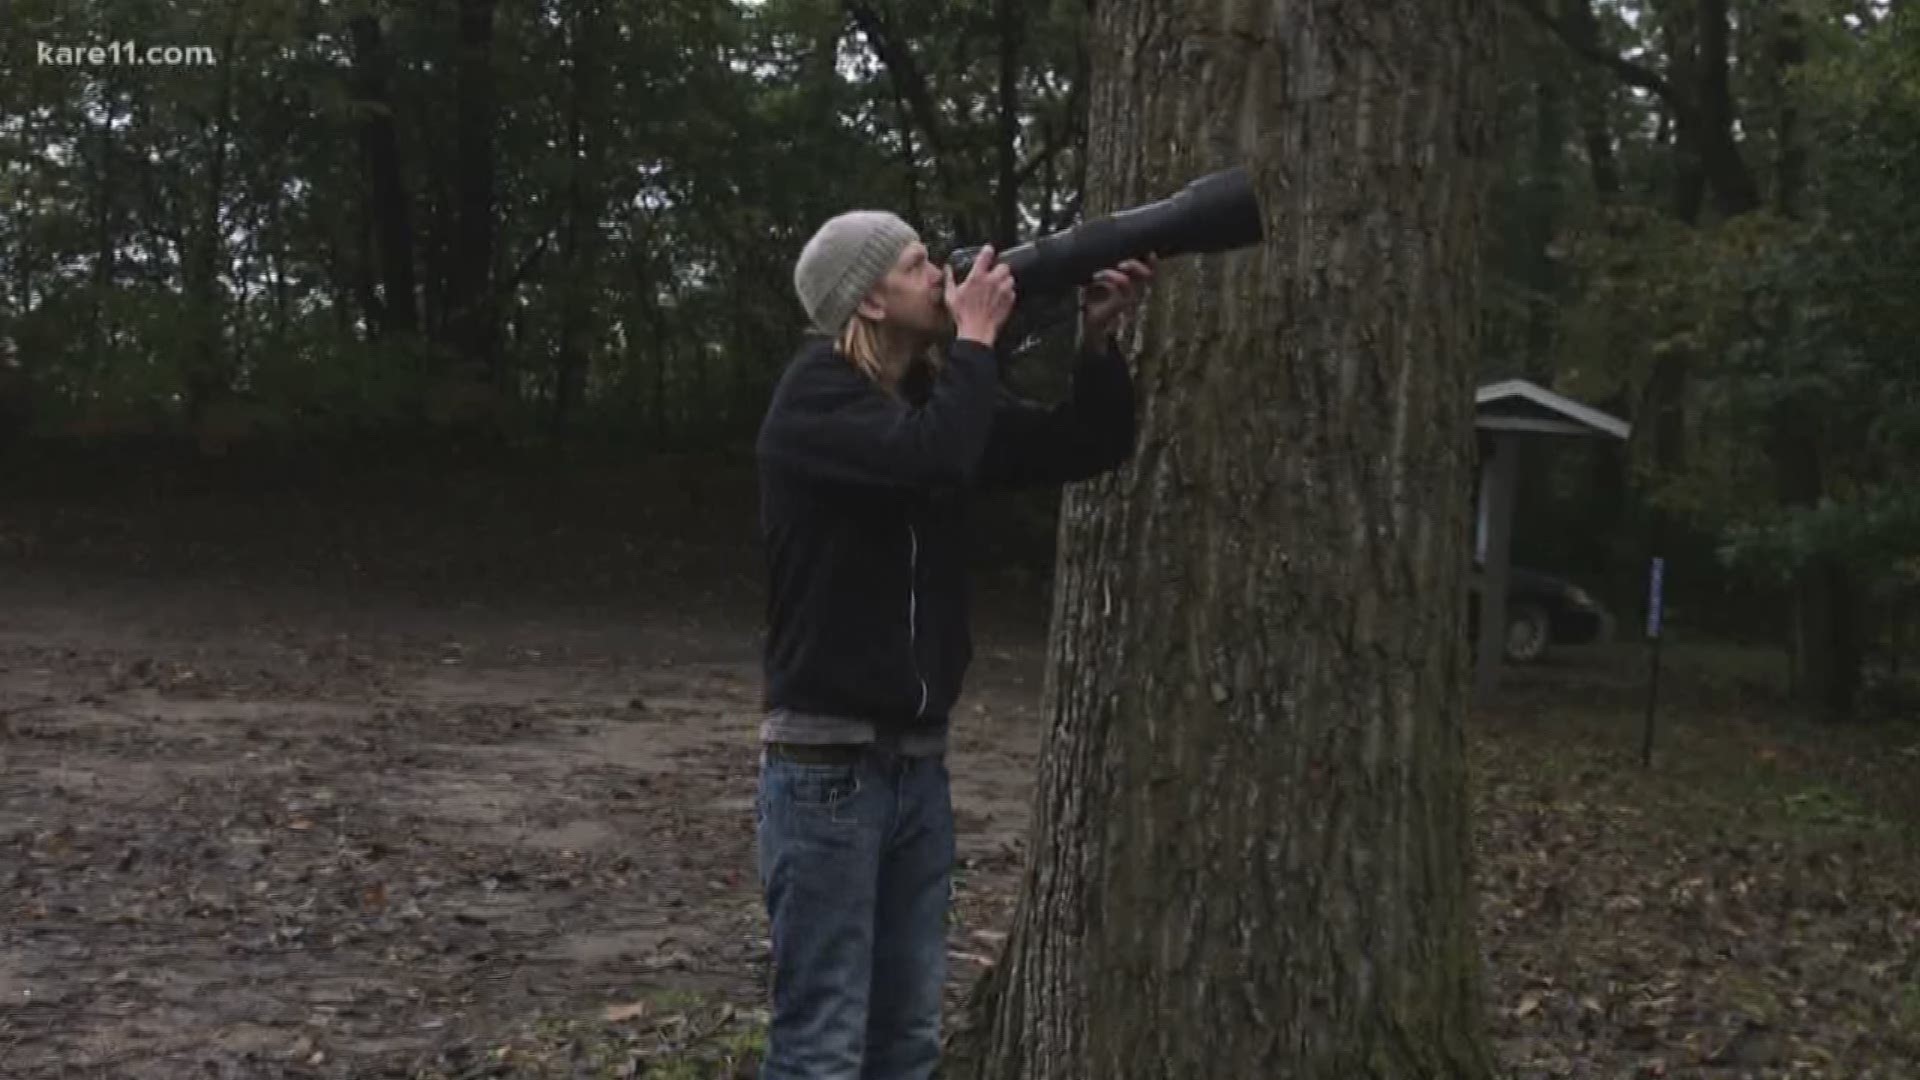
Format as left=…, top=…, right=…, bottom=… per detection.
left=0, top=566, right=1048, bottom=1077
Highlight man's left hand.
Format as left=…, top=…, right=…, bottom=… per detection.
left=1079, top=256, right=1157, bottom=343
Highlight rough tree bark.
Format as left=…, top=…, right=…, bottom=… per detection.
left=949, top=1, right=1501, bottom=1077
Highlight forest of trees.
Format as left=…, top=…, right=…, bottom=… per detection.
left=2, top=0, right=1916, bottom=721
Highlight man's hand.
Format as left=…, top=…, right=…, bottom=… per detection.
left=1078, top=255, right=1157, bottom=343
left=945, top=245, right=1017, bottom=347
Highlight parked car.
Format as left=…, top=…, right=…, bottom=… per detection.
left=1468, top=564, right=1612, bottom=663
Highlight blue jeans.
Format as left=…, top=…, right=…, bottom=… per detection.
left=756, top=745, right=955, bottom=1080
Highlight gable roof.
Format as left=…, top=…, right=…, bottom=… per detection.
left=1475, top=378, right=1630, bottom=440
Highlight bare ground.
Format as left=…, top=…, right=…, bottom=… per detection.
left=0, top=559, right=1051, bottom=1078
left=1, top=456, right=1916, bottom=1078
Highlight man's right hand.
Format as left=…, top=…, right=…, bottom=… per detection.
left=944, top=245, right=1017, bottom=347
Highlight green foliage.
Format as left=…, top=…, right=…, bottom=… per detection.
left=0, top=0, right=1087, bottom=448
left=1710, top=10, right=1920, bottom=596
left=1, top=0, right=1915, bottom=688
left=1473, top=0, right=1920, bottom=700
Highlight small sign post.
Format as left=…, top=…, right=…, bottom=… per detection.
left=1641, top=557, right=1665, bottom=767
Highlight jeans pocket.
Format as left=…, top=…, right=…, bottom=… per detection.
left=758, top=750, right=861, bottom=817
left=784, top=764, right=861, bottom=810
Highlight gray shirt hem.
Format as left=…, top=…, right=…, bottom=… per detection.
left=760, top=708, right=947, bottom=757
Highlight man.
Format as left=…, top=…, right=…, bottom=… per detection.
left=753, top=208, right=1153, bottom=1079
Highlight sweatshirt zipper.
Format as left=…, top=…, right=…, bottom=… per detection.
left=908, top=522, right=929, bottom=719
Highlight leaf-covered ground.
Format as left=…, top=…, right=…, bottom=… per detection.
left=1, top=458, right=1914, bottom=1078
left=1475, top=658, right=1920, bottom=1079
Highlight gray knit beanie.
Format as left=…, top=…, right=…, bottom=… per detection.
left=793, top=210, right=920, bottom=335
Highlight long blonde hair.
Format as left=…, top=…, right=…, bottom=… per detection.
left=836, top=314, right=945, bottom=396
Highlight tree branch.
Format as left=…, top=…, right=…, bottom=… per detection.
left=844, top=0, right=980, bottom=237
left=1015, top=134, right=1061, bottom=187
left=1695, top=0, right=1759, bottom=214
left=885, top=62, right=924, bottom=220
left=844, top=2, right=950, bottom=163
left=1019, top=68, right=1086, bottom=188
left=502, top=232, right=551, bottom=297
left=1507, top=0, right=1689, bottom=120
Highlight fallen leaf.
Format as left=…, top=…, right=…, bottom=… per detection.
left=640, top=949, right=696, bottom=971
left=604, top=1000, right=652, bottom=1023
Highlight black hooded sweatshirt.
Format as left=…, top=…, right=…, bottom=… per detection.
left=753, top=333, right=1136, bottom=738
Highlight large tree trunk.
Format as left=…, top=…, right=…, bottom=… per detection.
left=91, top=92, right=119, bottom=363
left=1694, top=0, right=1759, bottom=218
left=1563, top=0, right=1620, bottom=199
left=1759, top=9, right=1860, bottom=720
left=1523, top=60, right=1567, bottom=379
left=993, top=0, right=1024, bottom=248
left=349, top=12, right=420, bottom=340
left=1798, top=558, right=1864, bottom=720
left=448, top=0, right=500, bottom=377
left=952, top=1, right=1501, bottom=1077
left=183, top=9, right=241, bottom=432
left=552, top=0, right=608, bottom=438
